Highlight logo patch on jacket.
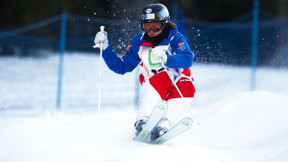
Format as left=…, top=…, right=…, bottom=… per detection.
left=178, top=42, right=185, bottom=51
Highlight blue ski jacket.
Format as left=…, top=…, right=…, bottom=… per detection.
left=102, top=27, right=193, bottom=75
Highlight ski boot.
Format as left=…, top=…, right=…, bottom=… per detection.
left=150, top=126, right=168, bottom=142
left=134, top=119, right=148, bottom=136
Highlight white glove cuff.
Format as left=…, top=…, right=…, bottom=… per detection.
left=102, top=41, right=109, bottom=50
left=161, top=54, right=167, bottom=64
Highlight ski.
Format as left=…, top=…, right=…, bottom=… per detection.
left=134, top=100, right=168, bottom=142
left=153, top=117, right=193, bottom=144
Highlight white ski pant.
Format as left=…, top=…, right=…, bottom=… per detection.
left=136, top=71, right=196, bottom=129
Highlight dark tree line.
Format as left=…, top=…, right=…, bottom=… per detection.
left=0, top=0, right=287, bottom=30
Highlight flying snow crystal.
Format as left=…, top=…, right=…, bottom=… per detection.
left=126, top=17, right=131, bottom=23
left=94, top=12, right=96, bottom=15
left=197, top=29, right=201, bottom=36
left=116, top=44, right=122, bottom=50
left=121, top=42, right=126, bottom=48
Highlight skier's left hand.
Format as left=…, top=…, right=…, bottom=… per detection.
left=151, top=47, right=167, bottom=64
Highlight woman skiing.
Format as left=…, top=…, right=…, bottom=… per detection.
left=94, top=3, right=196, bottom=141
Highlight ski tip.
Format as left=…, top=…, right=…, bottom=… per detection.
left=156, top=100, right=168, bottom=111
left=181, top=117, right=193, bottom=128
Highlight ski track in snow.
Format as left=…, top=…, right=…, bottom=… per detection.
left=1, top=53, right=288, bottom=162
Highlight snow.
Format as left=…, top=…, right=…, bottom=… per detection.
left=1, top=53, right=288, bottom=162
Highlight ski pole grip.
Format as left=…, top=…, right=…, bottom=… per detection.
left=100, top=26, right=105, bottom=32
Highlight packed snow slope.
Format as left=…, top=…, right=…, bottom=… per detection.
left=1, top=53, right=288, bottom=162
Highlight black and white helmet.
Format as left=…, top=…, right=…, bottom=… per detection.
left=140, top=4, right=170, bottom=31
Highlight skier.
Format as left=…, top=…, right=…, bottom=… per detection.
left=94, top=3, right=196, bottom=141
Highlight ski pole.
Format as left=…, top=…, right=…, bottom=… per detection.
left=98, top=26, right=105, bottom=120
left=159, top=59, right=200, bottom=125
left=93, top=26, right=105, bottom=122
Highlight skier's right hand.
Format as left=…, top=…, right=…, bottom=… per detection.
left=93, top=31, right=109, bottom=50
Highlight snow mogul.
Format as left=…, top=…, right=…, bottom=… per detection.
left=94, top=3, right=196, bottom=142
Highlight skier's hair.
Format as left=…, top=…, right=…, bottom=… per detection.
left=168, top=21, right=177, bottom=29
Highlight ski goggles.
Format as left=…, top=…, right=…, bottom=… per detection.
left=142, top=22, right=163, bottom=32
